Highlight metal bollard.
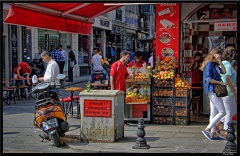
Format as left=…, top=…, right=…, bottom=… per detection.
left=222, top=122, right=237, bottom=153
left=132, top=118, right=150, bottom=149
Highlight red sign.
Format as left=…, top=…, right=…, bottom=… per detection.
left=156, top=3, right=180, bottom=61
left=84, top=100, right=112, bottom=118
left=214, top=22, right=237, bottom=31
left=210, top=8, right=232, bottom=19
left=5, top=5, right=92, bottom=35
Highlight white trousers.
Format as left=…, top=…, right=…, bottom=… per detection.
left=220, top=95, right=237, bottom=130
left=207, top=92, right=226, bottom=133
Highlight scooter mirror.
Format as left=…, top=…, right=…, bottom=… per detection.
left=57, top=74, right=65, bottom=80
left=32, top=75, right=38, bottom=84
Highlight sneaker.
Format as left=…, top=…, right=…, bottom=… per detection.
left=212, top=135, right=226, bottom=140
left=202, top=130, right=213, bottom=140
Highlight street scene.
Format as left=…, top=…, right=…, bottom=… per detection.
left=2, top=2, right=238, bottom=154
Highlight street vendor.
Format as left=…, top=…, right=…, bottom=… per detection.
left=128, top=51, right=147, bottom=68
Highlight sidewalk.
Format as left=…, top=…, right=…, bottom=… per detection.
left=62, top=75, right=234, bottom=153
left=62, top=121, right=230, bottom=153
left=63, top=74, right=90, bottom=87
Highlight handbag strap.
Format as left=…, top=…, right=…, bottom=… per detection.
left=214, top=64, right=223, bottom=82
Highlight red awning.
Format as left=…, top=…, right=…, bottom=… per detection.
left=4, top=3, right=122, bottom=35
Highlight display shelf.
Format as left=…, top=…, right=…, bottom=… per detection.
left=174, top=116, right=190, bottom=125
left=125, top=74, right=151, bottom=122
left=152, top=97, right=173, bottom=106
left=152, top=78, right=191, bottom=124
left=126, top=102, right=149, bottom=105
left=152, top=116, right=174, bottom=124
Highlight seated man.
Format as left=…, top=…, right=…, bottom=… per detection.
left=90, top=49, right=109, bottom=83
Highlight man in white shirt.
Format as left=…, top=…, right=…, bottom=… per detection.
left=38, top=51, right=60, bottom=85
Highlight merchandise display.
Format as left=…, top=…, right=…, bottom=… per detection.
left=125, top=56, right=192, bottom=124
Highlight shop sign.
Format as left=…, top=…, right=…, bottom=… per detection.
left=156, top=3, right=180, bottom=61
left=125, top=12, right=138, bottom=30
left=100, top=19, right=110, bottom=28
left=84, top=100, right=112, bottom=118
left=209, top=8, right=232, bottom=19
left=92, top=17, right=112, bottom=30
left=214, top=22, right=237, bottom=31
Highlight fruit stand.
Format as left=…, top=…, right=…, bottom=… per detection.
left=124, top=56, right=191, bottom=124
left=125, top=66, right=151, bottom=122
left=151, top=56, right=191, bottom=125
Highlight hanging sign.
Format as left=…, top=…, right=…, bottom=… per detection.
left=156, top=3, right=180, bottom=61
left=214, top=22, right=237, bottom=31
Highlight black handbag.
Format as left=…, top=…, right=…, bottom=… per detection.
left=214, top=84, right=228, bottom=97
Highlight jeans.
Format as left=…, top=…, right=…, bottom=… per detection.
left=220, top=95, right=237, bottom=130
left=12, top=73, right=27, bottom=96
left=91, top=69, right=109, bottom=83
left=207, top=92, right=226, bottom=133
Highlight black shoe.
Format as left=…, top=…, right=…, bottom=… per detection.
left=66, top=80, right=73, bottom=82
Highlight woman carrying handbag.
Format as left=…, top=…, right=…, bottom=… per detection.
left=216, top=46, right=237, bottom=139
left=199, top=48, right=227, bottom=140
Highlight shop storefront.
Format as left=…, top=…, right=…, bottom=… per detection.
left=124, top=12, right=138, bottom=51
left=92, top=17, right=112, bottom=58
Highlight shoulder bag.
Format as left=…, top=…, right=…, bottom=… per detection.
left=214, top=64, right=228, bottom=97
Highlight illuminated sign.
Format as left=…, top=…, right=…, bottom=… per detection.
left=84, top=100, right=112, bottom=118
left=210, top=8, right=232, bottom=19
left=214, top=22, right=237, bottom=31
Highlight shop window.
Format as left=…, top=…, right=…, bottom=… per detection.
left=116, top=9, right=122, bottom=21
left=22, top=27, right=32, bottom=62
left=125, top=5, right=137, bottom=14
left=38, top=29, right=59, bottom=52
left=78, top=35, right=90, bottom=66
left=93, top=28, right=101, bottom=49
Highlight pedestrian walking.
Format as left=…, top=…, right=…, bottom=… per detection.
left=199, top=48, right=227, bottom=140
left=216, top=46, right=237, bottom=138
left=66, top=45, right=76, bottom=82
left=148, top=51, right=153, bottom=68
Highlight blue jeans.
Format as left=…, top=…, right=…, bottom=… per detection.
left=91, top=69, right=109, bottom=83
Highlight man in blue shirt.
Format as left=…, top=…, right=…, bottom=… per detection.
left=50, top=45, right=64, bottom=70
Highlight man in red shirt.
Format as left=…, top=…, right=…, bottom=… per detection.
left=13, top=62, right=34, bottom=98
left=128, top=51, right=147, bottom=67
left=13, top=62, right=34, bottom=86
left=110, top=50, right=130, bottom=92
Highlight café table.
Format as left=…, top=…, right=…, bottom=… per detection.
left=64, top=87, right=85, bottom=119
left=10, top=77, right=32, bottom=100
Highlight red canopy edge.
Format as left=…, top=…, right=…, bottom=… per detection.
left=4, top=5, right=92, bottom=35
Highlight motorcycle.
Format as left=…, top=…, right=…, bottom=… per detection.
left=92, top=70, right=109, bottom=86
left=30, top=59, right=45, bottom=78
left=28, top=74, right=70, bottom=147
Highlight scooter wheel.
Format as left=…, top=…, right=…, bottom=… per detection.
left=50, top=132, right=61, bottom=147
